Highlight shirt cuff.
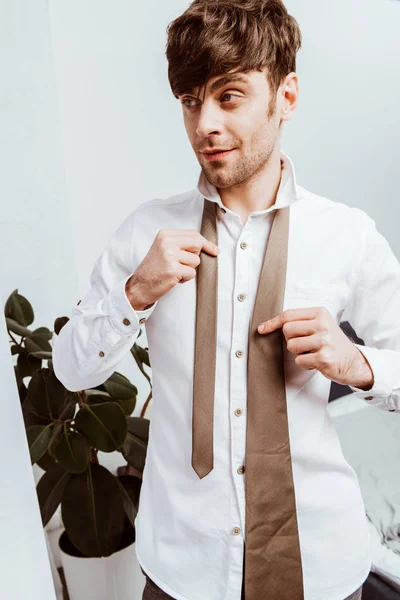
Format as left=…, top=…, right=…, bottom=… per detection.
left=348, top=343, right=393, bottom=402
left=106, top=274, right=157, bottom=336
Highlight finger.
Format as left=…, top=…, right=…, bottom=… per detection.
left=258, top=313, right=284, bottom=333
left=294, top=351, right=318, bottom=370
left=258, top=307, right=320, bottom=334
left=287, top=333, right=321, bottom=356
left=281, top=319, right=319, bottom=341
left=175, top=231, right=219, bottom=257
left=177, top=264, right=197, bottom=283
left=176, top=249, right=202, bottom=269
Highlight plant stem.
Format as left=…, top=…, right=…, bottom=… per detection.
left=140, top=390, right=152, bottom=418
left=8, top=331, right=22, bottom=347
left=90, top=448, right=99, bottom=464
left=124, top=463, right=142, bottom=479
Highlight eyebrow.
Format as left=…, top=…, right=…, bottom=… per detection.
left=209, top=74, right=250, bottom=93
left=183, top=73, right=250, bottom=98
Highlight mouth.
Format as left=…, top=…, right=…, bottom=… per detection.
left=202, top=149, right=235, bottom=161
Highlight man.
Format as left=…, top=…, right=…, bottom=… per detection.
left=53, top=1, right=400, bottom=599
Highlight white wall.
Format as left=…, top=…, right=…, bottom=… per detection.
left=0, top=0, right=73, bottom=596
left=284, top=0, right=400, bottom=257
left=0, top=0, right=77, bottom=323
left=1, top=1, right=399, bottom=594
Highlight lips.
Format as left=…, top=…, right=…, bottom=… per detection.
left=202, top=148, right=235, bottom=161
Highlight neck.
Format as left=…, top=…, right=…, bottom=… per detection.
left=217, top=145, right=282, bottom=221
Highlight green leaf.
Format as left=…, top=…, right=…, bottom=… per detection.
left=24, top=334, right=52, bottom=355
left=61, top=463, right=125, bottom=557
left=121, top=417, right=149, bottom=473
left=36, top=451, right=57, bottom=472
left=28, top=351, right=53, bottom=360
left=85, top=391, right=112, bottom=402
left=4, top=290, right=34, bottom=327
left=86, top=393, right=135, bottom=416
left=103, top=372, right=138, bottom=400
left=17, top=351, right=42, bottom=378
left=54, top=316, right=69, bottom=335
left=116, top=475, right=142, bottom=528
left=136, top=345, right=150, bottom=368
left=36, top=423, right=63, bottom=470
left=48, top=423, right=64, bottom=455
left=14, top=366, right=27, bottom=403
left=26, top=424, right=53, bottom=464
left=55, top=430, right=90, bottom=474
left=102, top=372, right=137, bottom=416
left=74, top=403, right=127, bottom=452
left=36, top=462, right=71, bottom=527
left=6, top=317, right=32, bottom=337
left=32, top=327, right=52, bottom=341
left=27, top=368, right=68, bottom=419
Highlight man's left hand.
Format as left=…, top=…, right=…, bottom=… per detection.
left=258, top=306, right=374, bottom=390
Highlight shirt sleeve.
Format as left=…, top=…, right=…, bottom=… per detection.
left=343, top=209, right=400, bottom=412
left=52, top=209, right=157, bottom=392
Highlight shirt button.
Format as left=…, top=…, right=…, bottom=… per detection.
left=240, top=242, right=247, bottom=249
left=365, top=396, right=373, bottom=400
left=99, top=351, right=105, bottom=357
left=77, top=299, right=81, bottom=305
left=237, top=293, right=246, bottom=302
left=389, top=409, right=396, bottom=412
left=234, top=408, right=243, bottom=416
left=235, top=349, right=243, bottom=358
left=123, top=318, right=131, bottom=326
left=233, top=527, right=241, bottom=535
left=237, top=465, right=245, bottom=475
left=139, top=318, right=147, bottom=324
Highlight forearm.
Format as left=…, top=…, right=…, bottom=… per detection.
left=347, top=345, right=375, bottom=391
left=53, top=275, right=156, bottom=392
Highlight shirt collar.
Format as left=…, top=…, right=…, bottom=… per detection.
left=196, top=149, right=299, bottom=215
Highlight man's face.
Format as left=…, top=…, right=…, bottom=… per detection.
left=179, top=68, right=291, bottom=189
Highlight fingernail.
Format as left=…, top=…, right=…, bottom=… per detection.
left=258, top=325, right=265, bottom=333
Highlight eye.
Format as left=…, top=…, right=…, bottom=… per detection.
left=180, top=91, right=242, bottom=109
left=221, top=92, right=238, bottom=102
left=180, top=98, right=200, bottom=108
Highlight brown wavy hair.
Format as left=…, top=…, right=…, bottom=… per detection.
left=165, top=0, right=302, bottom=111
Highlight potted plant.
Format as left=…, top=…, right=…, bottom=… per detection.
left=5, top=288, right=153, bottom=600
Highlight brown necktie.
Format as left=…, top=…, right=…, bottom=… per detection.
left=192, top=198, right=304, bottom=599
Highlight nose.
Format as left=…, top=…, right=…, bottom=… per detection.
left=195, top=101, right=223, bottom=139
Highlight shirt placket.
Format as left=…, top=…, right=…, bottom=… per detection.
left=227, top=213, right=254, bottom=598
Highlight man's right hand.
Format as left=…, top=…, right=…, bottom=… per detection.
left=125, top=229, right=219, bottom=310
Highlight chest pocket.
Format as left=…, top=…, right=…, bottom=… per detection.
left=284, top=281, right=339, bottom=311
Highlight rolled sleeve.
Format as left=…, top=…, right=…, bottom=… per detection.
left=348, top=343, right=395, bottom=408
left=106, top=273, right=158, bottom=336
left=343, top=209, right=400, bottom=412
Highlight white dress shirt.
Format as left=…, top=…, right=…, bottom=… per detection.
left=53, top=150, right=400, bottom=600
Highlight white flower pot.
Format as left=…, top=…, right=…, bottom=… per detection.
left=58, top=530, right=146, bottom=600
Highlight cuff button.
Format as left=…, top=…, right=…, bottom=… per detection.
left=99, top=351, right=105, bottom=357
left=123, top=318, right=131, bottom=326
